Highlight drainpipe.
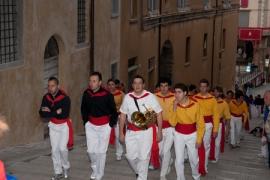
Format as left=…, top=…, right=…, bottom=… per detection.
left=210, top=0, right=218, bottom=88
left=158, top=0, right=162, bottom=80
left=90, top=0, right=95, bottom=74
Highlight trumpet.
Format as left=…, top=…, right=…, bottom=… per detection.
left=131, top=104, right=157, bottom=130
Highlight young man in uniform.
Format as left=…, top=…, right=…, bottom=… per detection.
left=193, top=79, right=219, bottom=174
left=81, top=72, right=118, bottom=180
left=39, top=77, right=71, bottom=180
left=228, top=90, right=249, bottom=148
left=155, top=78, right=175, bottom=179
left=107, top=78, right=125, bottom=161
left=169, top=83, right=205, bottom=180
left=119, top=75, right=163, bottom=180
left=210, top=86, right=231, bottom=162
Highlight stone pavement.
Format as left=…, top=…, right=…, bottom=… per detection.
left=1, top=119, right=270, bottom=180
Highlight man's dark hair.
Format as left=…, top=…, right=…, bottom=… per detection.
left=189, top=84, right=197, bottom=92
left=107, top=78, right=115, bottom=84
left=158, top=77, right=172, bottom=86
left=235, top=90, right=244, bottom=99
left=226, top=90, right=234, bottom=96
left=114, top=79, right=120, bottom=85
left=90, top=71, right=102, bottom=81
left=132, top=75, right=145, bottom=84
left=48, top=76, right=59, bottom=85
left=199, top=78, right=209, bottom=86
left=214, top=86, right=223, bottom=94
left=174, top=83, right=188, bottom=94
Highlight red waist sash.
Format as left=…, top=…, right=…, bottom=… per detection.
left=231, top=113, right=242, bottom=118
left=204, top=115, right=213, bottom=123
left=88, top=115, right=110, bottom=126
left=50, top=118, right=74, bottom=150
left=127, top=122, right=160, bottom=169
left=162, top=120, right=171, bottom=129
left=175, top=123, right=196, bottom=134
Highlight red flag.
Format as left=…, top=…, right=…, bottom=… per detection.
left=241, top=0, right=248, bottom=8
left=239, top=28, right=262, bottom=41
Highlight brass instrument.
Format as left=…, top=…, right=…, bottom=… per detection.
left=131, top=104, right=157, bottom=130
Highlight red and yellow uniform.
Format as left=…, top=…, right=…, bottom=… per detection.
left=109, top=89, right=125, bottom=160
left=155, top=91, right=175, bottom=177
left=155, top=91, right=175, bottom=128
left=193, top=93, right=219, bottom=173
left=229, top=99, right=249, bottom=124
left=209, top=99, right=231, bottom=161
left=229, top=99, right=249, bottom=146
left=169, top=99, right=205, bottom=180
left=112, top=90, right=125, bottom=112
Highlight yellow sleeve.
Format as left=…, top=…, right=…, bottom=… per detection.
left=196, top=104, right=205, bottom=144
left=224, top=102, right=231, bottom=120
left=212, top=100, right=220, bottom=133
left=168, top=103, right=177, bottom=127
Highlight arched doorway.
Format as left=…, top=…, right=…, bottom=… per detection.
left=43, top=36, right=59, bottom=139
left=43, top=36, right=59, bottom=92
left=159, top=40, right=173, bottom=81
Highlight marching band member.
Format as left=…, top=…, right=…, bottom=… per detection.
left=119, top=75, right=163, bottom=180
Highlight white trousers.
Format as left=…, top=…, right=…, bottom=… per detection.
left=49, top=122, right=70, bottom=175
left=85, top=122, right=111, bottom=180
left=230, top=116, right=242, bottom=145
left=214, top=123, right=223, bottom=161
left=203, top=122, right=213, bottom=172
left=174, top=131, right=200, bottom=180
left=125, top=127, right=153, bottom=180
left=115, top=122, right=124, bottom=157
left=159, top=127, right=174, bottom=177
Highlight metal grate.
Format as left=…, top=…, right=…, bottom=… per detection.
left=0, top=0, right=17, bottom=64
left=77, top=0, right=86, bottom=43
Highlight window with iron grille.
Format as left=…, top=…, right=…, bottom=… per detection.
left=77, top=0, right=86, bottom=43
left=0, top=0, right=18, bottom=65
left=177, top=0, right=188, bottom=9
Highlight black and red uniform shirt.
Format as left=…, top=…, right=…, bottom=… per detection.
left=81, top=87, right=118, bottom=127
left=39, top=90, right=71, bottom=120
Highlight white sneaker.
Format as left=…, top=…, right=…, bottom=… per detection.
left=116, top=155, right=122, bottom=161
left=51, top=174, right=64, bottom=180
left=63, top=169, right=69, bottom=179
left=90, top=172, right=97, bottom=180
left=210, top=160, right=217, bottom=163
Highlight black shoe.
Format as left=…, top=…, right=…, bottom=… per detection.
left=136, top=174, right=138, bottom=178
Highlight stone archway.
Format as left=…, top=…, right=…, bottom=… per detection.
left=42, top=36, right=59, bottom=139
left=43, top=36, right=59, bottom=92
left=159, top=40, right=173, bottom=81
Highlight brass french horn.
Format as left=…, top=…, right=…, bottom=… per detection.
left=131, top=104, right=157, bottom=130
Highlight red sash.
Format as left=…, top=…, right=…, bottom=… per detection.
left=204, top=115, right=213, bottom=123
left=231, top=113, right=243, bottom=118
left=209, top=118, right=226, bottom=160
left=50, top=118, right=74, bottom=150
left=198, top=141, right=206, bottom=175
left=127, top=122, right=160, bottom=169
left=88, top=116, right=110, bottom=126
left=220, top=119, right=225, bottom=153
left=175, top=123, right=196, bottom=134
left=162, top=120, right=171, bottom=129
